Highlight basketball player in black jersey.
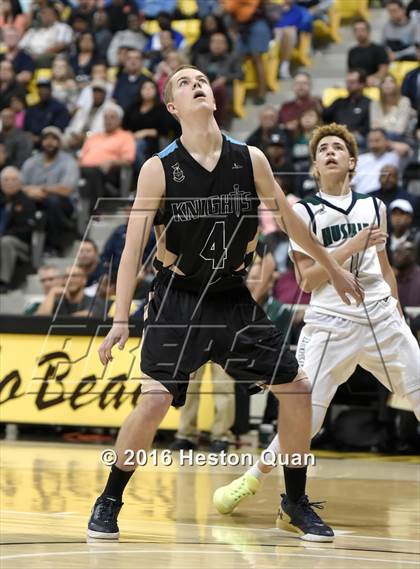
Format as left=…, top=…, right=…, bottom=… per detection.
left=87, top=66, right=363, bottom=542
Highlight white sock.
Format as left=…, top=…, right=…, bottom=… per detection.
left=280, top=61, right=291, bottom=78
left=247, top=463, right=265, bottom=480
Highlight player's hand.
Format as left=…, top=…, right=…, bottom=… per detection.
left=330, top=266, right=364, bottom=306
left=98, top=323, right=129, bottom=365
left=349, top=226, right=388, bottom=254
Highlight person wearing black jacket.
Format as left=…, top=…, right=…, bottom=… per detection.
left=123, top=79, right=179, bottom=170
left=0, top=166, right=36, bottom=292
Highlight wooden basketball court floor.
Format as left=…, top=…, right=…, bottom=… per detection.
left=0, top=441, right=419, bottom=569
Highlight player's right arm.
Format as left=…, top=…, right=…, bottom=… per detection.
left=293, top=226, right=388, bottom=293
left=98, top=156, right=165, bottom=365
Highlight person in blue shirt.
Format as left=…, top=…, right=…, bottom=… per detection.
left=23, top=79, right=70, bottom=146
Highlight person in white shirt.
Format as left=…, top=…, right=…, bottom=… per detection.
left=213, top=122, right=420, bottom=519
left=352, top=128, right=400, bottom=194
left=19, top=5, right=72, bottom=64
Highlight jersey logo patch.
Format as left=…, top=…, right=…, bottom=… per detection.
left=232, top=162, right=243, bottom=170
left=172, top=163, right=185, bottom=183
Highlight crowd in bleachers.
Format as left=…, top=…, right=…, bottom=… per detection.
left=0, top=0, right=419, bottom=318
left=0, top=0, right=419, bottom=451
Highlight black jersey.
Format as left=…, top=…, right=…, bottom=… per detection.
left=155, top=134, right=260, bottom=293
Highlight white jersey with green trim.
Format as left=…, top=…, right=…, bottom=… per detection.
left=289, top=190, right=393, bottom=323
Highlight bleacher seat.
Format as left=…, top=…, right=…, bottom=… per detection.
left=389, top=61, right=419, bottom=87
left=322, top=86, right=379, bottom=107
left=177, top=0, right=198, bottom=17
left=335, top=0, right=369, bottom=20
left=313, top=6, right=341, bottom=43
left=142, top=19, right=201, bottom=46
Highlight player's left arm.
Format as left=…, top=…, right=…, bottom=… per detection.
left=375, top=200, right=403, bottom=315
left=378, top=249, right=403, bottom=316
left=249, top=145, right=364, bottom=305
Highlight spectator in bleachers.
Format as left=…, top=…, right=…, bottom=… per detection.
left=292, top=107, right=322, bottom=190
left=65, top=80, right=108, bottom=150
left=0, top=166, right=36, bottom=294
left=9, top=93, right=26, bottom=129
left=265, top=133, right=296, bottom=196
left=0, top=143, right=6, bottom=173
left=79, top=103, right=136, bottom=212
left=196, top=32, right=243, bottom=128
left=24, top=78, right=70, bottom=146
left=246, top=105, right=289, bottom=151
left=35, top=264, right=106, bottom=317
left=0, top=27, right=35, bottom=88
left=147, top=29, right=178, bottom=72
left=145, top=11, right=187, bottom=53
left=383, top=0, right=419, bottom=62
left=0, top=0, right=27, bottom=38
left=273, top=0, right=312, bottom=79
left=0, top=107, right=32, bottom=168
left=123, top=79, right=174, bottom=170
left=92, top=9, right=113, bottom=61
left=273, top=257, right=311, bottom=305
left=352, top=128, right=400, bottom=194
left=323, top=69, right=371, bottom=143
left=25, top=264, right=64, bottom=315
left=278, top=71, right=323, bottom=135
left=67, top=0, right=96, bottom=30
left=19, top=5, right=73, bottom=66
left=225, top=0, right=271, bottom=104
left=370, top=73, right=415, bottom=139
left=393, top=241, right=420, bottom=308
left=100, top=209, right=156, bottom=277
left=21, top=126, right=79, bottom=255
left=69, top=31, right=100, bottom=85
left=107, top=12, right=148, bottom=67
left=105, top=0, right=138, bottom=34
left=297, top=0, right=333, bottom=22
left=76, top=62, right=113, bottom=111
left=113, top=49, right=151, bottom=111
left=389, top=199, right=420, bottom=259
left=401, top=42, right=420, bottom=110
left=371, top=164, right=419, bottom=227
left=76, top=238, right=103, bottom=291
left=51, top=56, right=79, bottom=114
left=348, top=19, right=389, bottom=87
left=154, top=49, right=186, bottom=100
left=191, top=14, right=230, bottom=65
left=0, top=60, right=26, bottom=112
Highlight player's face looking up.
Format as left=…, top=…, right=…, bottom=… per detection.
left=166, top=69, right=216, bottom=120
left=314, top=135, right=355, bottom=182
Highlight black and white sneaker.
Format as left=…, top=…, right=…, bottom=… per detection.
left=87, top=495, right=123, bottom=540
left=277, top=493, right=334, bottom=542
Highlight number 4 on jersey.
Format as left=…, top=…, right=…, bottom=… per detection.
left=200, top=221, right=227, bottom=269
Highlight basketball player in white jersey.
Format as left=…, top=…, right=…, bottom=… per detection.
left=213, top=123, right=420, bottom=533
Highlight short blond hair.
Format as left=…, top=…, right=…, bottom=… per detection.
left=309, top=123, right=358, bottom=163
left=163, top=65, right=208, bottom=105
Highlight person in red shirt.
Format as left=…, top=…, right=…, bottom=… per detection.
left=278, top=71, right=323, bottom=135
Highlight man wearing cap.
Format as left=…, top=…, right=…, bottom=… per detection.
left=21, top=127, right=79, bottom=254
left=23, top=79, right=70, bottom=145
left=265, top=133, right=296, bottom=196
left=389, top=199, right=420, bottom=264
left=65, top=80, right=109, bottom=149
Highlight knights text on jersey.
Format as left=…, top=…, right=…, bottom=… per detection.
left=288, top=191, right=392, bottom=323
left=155, top=135, right=260, bottom=293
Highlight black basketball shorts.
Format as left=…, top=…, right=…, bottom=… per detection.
left=140, top=277, right=299, bottom=407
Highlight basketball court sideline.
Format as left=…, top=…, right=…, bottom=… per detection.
left=1, top=441, right=419, bottom=568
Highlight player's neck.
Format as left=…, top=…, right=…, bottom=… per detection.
left=319, top=175, right=351, bottom=196
left=180, top=116, right=222, bottom=156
